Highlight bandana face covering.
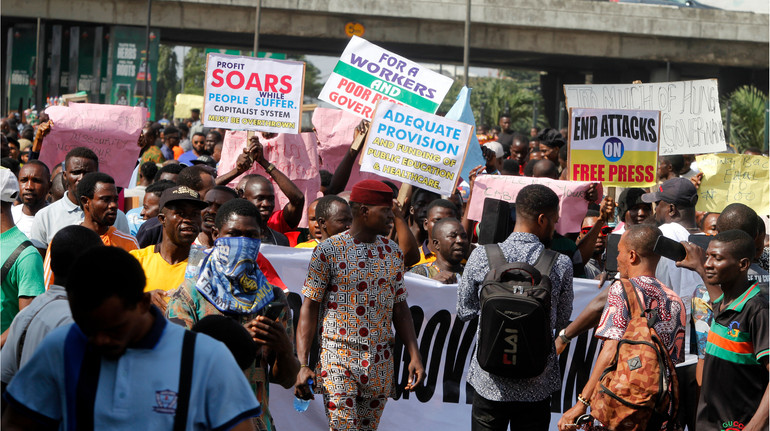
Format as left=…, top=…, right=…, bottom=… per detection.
left=195, top=236, right=274, bottom=314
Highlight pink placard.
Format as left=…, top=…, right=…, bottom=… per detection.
left=217, top=131, right=321, bottom=228
left=312, top=107, right=399, bottom=190
left=39, top=104, right=146, bottom=187
left=467, top=175, right=602, bottom=234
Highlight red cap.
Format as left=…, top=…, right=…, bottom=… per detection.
left=349, top=180, right=393, bottom=207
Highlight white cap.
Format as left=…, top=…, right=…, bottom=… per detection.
left=0, top=168, right=19, bottom=203
left=483, top=141, right=504, bottom=159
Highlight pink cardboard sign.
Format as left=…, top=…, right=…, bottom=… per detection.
left=217, top=131, right=322, bottom=228
left=312, top=107, right=400, bottom=190
left=467, top=175, right=602, bottom=234
left=39, top=104, right=146, bottom=187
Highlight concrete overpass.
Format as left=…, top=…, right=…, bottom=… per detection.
left=4, top=0, right=768, bottom=123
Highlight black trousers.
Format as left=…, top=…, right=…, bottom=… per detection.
left=471, top=394, right=551, bottom=431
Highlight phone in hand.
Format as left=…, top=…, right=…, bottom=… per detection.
left=688, top=234, right=713, bottom=250
left=262, top=302, right=284, bottom=321
left=605, top=233, right=622, bottom=273
left=653, top=235, right=687, bottom=262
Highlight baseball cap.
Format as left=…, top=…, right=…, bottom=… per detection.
left=0, top=168, right=19, bottom=203
left=158, top=185, right=208, bottom=210
left=483, top=141, right=504, bottom=159
left=617, top=188, right=648, bottom=217
left=190, top=155, right=217, bottom=169
left=641, top=177, right=698, bottom=208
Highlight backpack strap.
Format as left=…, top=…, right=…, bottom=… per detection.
left=1, top=240, right=33, bottom=282
left=16, top=293, right=68, bottom=367
left=173, top=330, right=197, bottom=431
left=620, top=278, right=646, bottom=319
left=532, top=249, right=559, bottom=280
left=483, top=244, right=508, bottom=270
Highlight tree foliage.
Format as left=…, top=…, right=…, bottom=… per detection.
left=438, top=74, right=546, bottom=134
left=722, top=85, right=768, bottom=152
left=156, top=45, right=179, bottom=118
left=183, top=47, right=206, bottom=96
left=287, top=54, right=323, bottom=99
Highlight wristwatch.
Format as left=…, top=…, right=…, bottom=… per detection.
left=558, top=328, right=572, bottom=345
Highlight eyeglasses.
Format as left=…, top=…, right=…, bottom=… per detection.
left=580, top=225, right=613, bottom=236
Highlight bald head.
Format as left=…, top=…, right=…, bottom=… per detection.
left=716, top=203, right=759, bottom=238
left=531, top=159, right=560, bottom=180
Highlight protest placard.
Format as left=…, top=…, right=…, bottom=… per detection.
left=359, top=101, right=473, bottom=195
left=695, top=153, right=769, bottom=216
left=40, top=103, right=145, bottom=187
left=569, top=107, right=659, bottom=187
left=312, top=107, right=394, bottom=190
left=217, top=131, right=321, bottom=227
left=318, top=36, right=454, bottom=120
left=173, top=93, right=203, bottom=119
left=203, top=53, right=304, bottom=134
left=564, top=79, right=726, bottom=156
left=467, top=175, right=600, bottom=234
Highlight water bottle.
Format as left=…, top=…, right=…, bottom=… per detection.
left=293, top=378, right=314, bottom=412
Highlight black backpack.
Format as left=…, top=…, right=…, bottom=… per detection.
left=476, top=244, right=558, bottom=379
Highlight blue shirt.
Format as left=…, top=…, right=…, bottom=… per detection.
left=178, top=151, right=199, bottom=166
left=5, top=306, right=260, bottom=431
left=126, top=207, right=144, bottom=237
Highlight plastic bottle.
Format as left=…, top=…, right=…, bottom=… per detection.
left=293, top=378, right=314, bottom=412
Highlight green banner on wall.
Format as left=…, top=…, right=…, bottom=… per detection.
left=108, top=26, right=160, bottom=120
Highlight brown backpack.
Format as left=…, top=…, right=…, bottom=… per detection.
left=589, top=279, right=679, bottom=431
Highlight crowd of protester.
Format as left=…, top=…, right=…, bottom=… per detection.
left=0, top=107, right=767, bottom=431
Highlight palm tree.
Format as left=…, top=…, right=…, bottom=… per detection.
left=723, top=85, right=768, bottom=152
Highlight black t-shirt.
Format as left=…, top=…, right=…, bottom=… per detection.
left=497, top=131, right=514, bottom=150
left=696, top=283, right=769, bottom=431
left=263, top=227, right=289, bottom=246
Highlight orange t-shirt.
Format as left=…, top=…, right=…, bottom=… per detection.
left=43, top=226, right=138, bottom=289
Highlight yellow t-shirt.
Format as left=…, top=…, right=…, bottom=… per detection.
left=294, top=239, right=319, bottom=249
left=129, top=246, right=188, bottom=294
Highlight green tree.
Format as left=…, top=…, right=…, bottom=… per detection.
left=439, top=76, right=546, bottom=133
left=722, top=85, right=768, bottom=152
left=156, top=45, right=179, bottom=118
left=183, top=47, right=206, bottom=96
left=287, top=54, right=323, bottom=99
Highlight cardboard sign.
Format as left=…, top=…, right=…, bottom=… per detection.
left=564, top=79, right=726, bottom=156
left=203, top=53, right=305, bottom=133
left=360, top=101, right=473, bottom=195
left=318, top=36, right=454, bottom=119
left=260, top=244, right=603, bottom=431
left=217, top=131, right=321, bottom=227
left=312, top=107, right=393, bottom=190
left=467, top=175, right=600, bottom=234
left=695, top=153, right=769, bottom=216
left=40, top=103, right=145, bottom=187
left=568, top=107, right=659, bottom=187
left=173, top=93, right=204, bottom=119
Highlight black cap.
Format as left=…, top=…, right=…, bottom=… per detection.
left=617, top=188, right=649, bottom=217
left=641, top=177, right=698, bottom=208
left=158, top=185, right=208, bottom=210
left=190, top=155, right=217, bottom=168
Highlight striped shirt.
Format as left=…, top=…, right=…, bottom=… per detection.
left=696, top=282, right=769, bottom=431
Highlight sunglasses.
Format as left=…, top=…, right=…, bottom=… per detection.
left=581, top=225, right=613, bottom=236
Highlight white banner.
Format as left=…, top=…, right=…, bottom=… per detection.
left=260, top=245, right=603, bottom=430
left=203, top=53, right=305, bottom=133
left=564, top=79, right=726, bottom=156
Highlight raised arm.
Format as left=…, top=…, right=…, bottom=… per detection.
left=250, top=135, right=305, bottom=229
left=326, top=121, right=369, bottom=195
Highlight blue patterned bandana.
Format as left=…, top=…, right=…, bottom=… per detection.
left=195, top=237, right=274, bottom=314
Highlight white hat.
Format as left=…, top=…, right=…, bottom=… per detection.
left=0, top=168, right=19, bottom=203
left=483, top=141, right=504, bottom=159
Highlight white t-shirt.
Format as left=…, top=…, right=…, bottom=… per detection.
left=11, top=205, right=35, bottom=239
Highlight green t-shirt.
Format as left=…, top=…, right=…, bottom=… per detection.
left=1, top=226, right=45, bottom=331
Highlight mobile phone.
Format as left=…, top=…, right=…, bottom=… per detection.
left=653, top=235, right=687, bottom=262
left=688, top=234, right=713, bottom=250
left=604, top=233, right=622, bottom=273
left=263, top=302, right=283, bottom=321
